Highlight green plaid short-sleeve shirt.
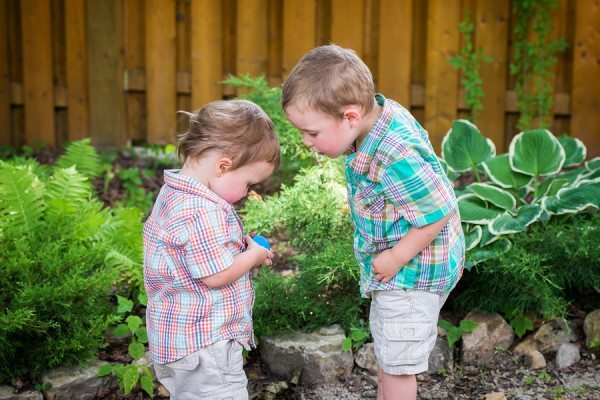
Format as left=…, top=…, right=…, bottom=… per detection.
left=346, top=94, right=465, bottom=297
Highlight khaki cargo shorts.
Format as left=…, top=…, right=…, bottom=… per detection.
left=370, top=289, right=448, bottom=375
left=154, top=339, right=248, bottom=400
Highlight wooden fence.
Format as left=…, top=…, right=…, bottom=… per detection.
left=1, top=0, right=599, bottom=156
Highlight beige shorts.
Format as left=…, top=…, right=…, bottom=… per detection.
left=370, top=289, right=448, bottom=375
left=154, top=339, right=248, bottom=400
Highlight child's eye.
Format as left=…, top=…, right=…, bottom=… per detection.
left=307, top=131, right=318, bottom=137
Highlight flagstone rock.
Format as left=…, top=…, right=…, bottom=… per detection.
left=259, top=324, right=354, bottom=387
left=461, top=313, right=514, bottom=366
left=513, top=338, right=547, bottom=370
left=555, top=343, right=580, bottom=369
left=532, top=318, right=577, bottom=354
left=41, top=360, right=116, bottom=400
left=583, top=309, right=600, bottom=348
left=0, top=387, right=42, bottom=400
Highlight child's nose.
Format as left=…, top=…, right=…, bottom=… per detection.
left=302, top=134, right=313, bottom=147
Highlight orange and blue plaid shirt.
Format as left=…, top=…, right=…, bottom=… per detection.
left=346, top=94, right=465, bottom=297
left=143, top=170, right=254, bottom=364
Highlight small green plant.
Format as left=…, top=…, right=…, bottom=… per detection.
left=449, top=10, right=492, bottom=123
left=504, top=305, right=535, bottom=338
left=510, top=0, right=568, bottom=130
left=97, top=295, right=153, bottom=396
left=341, top=320, right=370, bottom=352
left=116, top=167, right=155, bottom=212
left=437, top=319, right=479, bottom=348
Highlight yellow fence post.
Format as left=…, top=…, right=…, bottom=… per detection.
left=20, top=0, right=55, bottom=146
left=191, top=0, right=223, bottom=109
left=146, top=0, right=176, bottom=144
left=65, top=0, right=89, bottom=141
left=571, top=0, right=600, bottom=158
left=424, top=0, right=461, bottom=153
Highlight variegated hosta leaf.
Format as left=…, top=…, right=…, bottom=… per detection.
left=458, top=194, right=505, bottom=225
left=558, top=136, right=586, bottom=167
left=465, top=238, right=512, bottom=270
left=509, top=129, right=565, bottom=177
left=554, top=166, right=593, bottom=187
left=542, top=181, right=600, bottom=215
left=441, top=119, right=496, bottom=173
left=489, top=204, right=543, bottom=235
left=468, top=183, right=517, bottom=211
left=585, top=157, right=600, bottom=172
left=481, top=154, right=531, bottom=189
left=536, top=177, right=570, bottom=200
left=463, top=224, right=483, bottom=251
left=479, top=225, right=499, bottom=246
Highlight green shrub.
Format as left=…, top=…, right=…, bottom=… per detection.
left=253, top=239, right=366, bottom=338
left=0, top=141, right=145, bottom=383
left=0, top=162, right=126, bottom=383
left=242, top=158, right=351, bottom=253
left=453, top=212, right=600, bottom=318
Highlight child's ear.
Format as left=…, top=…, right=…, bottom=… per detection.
left=340, top=105, right=362, bottom=127
left=215, top=157, right=233, bottom=176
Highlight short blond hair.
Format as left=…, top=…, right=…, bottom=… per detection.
left=281, top=44, right=375, bottom=118
left=176, top=99, right=280, bottom=169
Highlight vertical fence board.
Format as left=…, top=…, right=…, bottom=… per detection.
left=267, top=0, right=282, bottom=86
left=20, top=0, right=55, bottom=146
left=424, top=0, right=461, bottom=152
left=87, top=0, right=127, bottom=147
left=236, top=0, right=268, bottom=77
left=146, top=0, right=176, bottom=144
left=65, top=0, right=89, bottom=140
left=476, top=0, right=509, bottom=150
left=378, top=0, right=412, bottom=106
left=0, top=0, right=10, bottom=144
left=123, top=0, right=145, bottom=142
left=571, top=0, right=600, bottom=158
left=191, top=0, right=222, bottom=109
left=282, top=0, right=316, bottom=78
left=331, top=0, right=364, bottom=56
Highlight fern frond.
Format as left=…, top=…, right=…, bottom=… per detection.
left=69, top=200, right=113, bottom=241
left=0, top=163, right=46, bottom=236
left=2, top=157, right=53, bottom=180
left=56, top=139, right=103, bottom=179
left=45, top=167, right=92, bottom=209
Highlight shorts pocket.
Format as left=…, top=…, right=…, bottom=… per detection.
left=381, top=319, right=430, bottom=366
left=213, top=340, right=247, bottom=386
left=166, top=351, right=200, bottom=371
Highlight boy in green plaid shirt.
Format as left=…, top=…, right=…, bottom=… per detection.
left=283, top=45, right=465, bottom=400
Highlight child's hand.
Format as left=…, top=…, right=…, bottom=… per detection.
left=371, top=249, right=404, bottom=283
left=245, top=236, right=274, bottom=267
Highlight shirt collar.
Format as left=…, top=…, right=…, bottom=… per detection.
left=163, top=169, right=233, bottom=210
left=348, top=94, right=394, bottom=175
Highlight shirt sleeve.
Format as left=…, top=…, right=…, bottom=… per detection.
left=184, top=208, right=235, bottom=279
left=381, top=147, right=456, bottom=228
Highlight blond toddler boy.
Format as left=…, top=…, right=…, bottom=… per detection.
left=282, top=45, right=465, bottom=400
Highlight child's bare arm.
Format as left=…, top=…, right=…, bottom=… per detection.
left=371, top=211, right=454, bottom=283
left=201, top=236, right=273, bottom=288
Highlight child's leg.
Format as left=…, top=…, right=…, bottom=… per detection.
left=380, top=368, right=416, bottom=400
left=370, top=289, right=449, bottom=400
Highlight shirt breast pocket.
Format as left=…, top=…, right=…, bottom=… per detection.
left=353, top=181, right=385, bottom=237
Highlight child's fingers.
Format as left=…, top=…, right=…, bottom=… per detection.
left=266, top=250, right=274, bottom=259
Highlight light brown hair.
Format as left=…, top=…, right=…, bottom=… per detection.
left=176, top=99, right=280, bottom=169
left=281, top=44, right=375, bottom=118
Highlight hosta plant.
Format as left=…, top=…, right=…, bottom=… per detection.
left=443, top=119, right=599, bottom=269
